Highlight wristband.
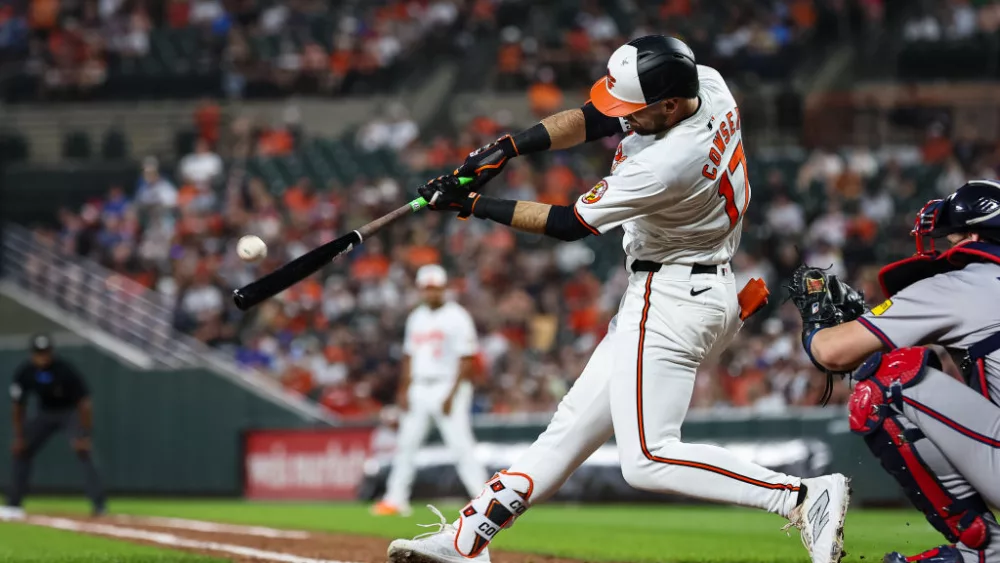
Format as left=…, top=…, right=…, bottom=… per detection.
left=511, top=123, right=551, bottom=155
left=801, top=326, right=827, bottom=373
left=461, top=193, right=517, bottom=225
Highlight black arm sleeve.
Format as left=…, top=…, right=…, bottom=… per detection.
left=582, top=102, right=628, bottom=141
left=510, top=123, right=551, bottom=155
left=464, top=197, right=593, bottom=241
left=544, top=205, right=595, bottom=241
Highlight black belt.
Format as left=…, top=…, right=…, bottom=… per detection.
left=630, top=260, right=721, bottom=275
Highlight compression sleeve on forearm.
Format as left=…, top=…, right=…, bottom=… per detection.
left=466, top=194, right=517, bottom=224
left=582, top=101, right=628, bottom=141
left=510, top=123, right=551, bottom=155
left=464, top=196, right=593, bottom=241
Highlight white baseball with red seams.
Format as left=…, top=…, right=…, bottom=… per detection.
left=237, top=235, right=268, bottom=262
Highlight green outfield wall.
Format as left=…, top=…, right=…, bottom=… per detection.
left=0, top=346, right=312, bottom=496
left=0, top=345, right=901, bottom=504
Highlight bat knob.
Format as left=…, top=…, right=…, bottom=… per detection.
left=232, top=288, right=249, bottom=311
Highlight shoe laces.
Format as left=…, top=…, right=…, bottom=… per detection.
left=412, top=505, right=455, bottom=540
left=781, top=505, right=810, bottom=552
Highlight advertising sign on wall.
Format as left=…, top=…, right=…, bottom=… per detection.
left=244, top=428, right=374, bottom=500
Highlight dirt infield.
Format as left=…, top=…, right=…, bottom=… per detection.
left=27, top=514, right=590, bottom=563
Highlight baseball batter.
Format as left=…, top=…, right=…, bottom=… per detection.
left=791, top=180, right=1000, bottom=563
left=372, top=264, right=487, bottom=517
left=388, top=35, right=848, bottom=563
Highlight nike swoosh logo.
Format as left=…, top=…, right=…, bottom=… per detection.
left=690, top=287, right=711, bottom=296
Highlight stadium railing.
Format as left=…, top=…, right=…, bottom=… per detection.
left=0, top=224, right=335, bottom=423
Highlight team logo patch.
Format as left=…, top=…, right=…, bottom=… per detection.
left=581, top=180, right=608, bottom=204
left=606, top=69, right=617, bottom=90
left=611, top=144, right=627, bottom=172
left=806, top=277, right=825, bottom=294
left=871, top=299, right=893, bottom=316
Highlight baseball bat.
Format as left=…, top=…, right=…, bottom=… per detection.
left=232, top=177, right=471, bottom=311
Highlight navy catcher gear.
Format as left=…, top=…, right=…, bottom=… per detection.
left=914, top=180, right=1000, bottom=255
left=850, top=348, right=992, bottom=551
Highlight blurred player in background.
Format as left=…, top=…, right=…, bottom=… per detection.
left=1, top=334, right=106, bottom=520
left=372, top=264, right=487, bottom=517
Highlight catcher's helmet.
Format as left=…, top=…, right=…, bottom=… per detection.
left=590, top=35, right=699, bottom=118
left=913, top=179, right=1000, bottom=255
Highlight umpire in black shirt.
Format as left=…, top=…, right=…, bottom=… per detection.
left=2, top=334, right=106, bottom=518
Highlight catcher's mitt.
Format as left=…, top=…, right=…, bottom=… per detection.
left=786, top=264, right=867, bottom=404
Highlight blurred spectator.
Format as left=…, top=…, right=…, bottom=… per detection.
left=194, top=99, right=222, bottom=147
left=904, top=11, right=942, bottom=41
left=356, top=104, right=419, bottom=153
left=809, top=202, right=848, bottom=249
left=178, top=138, right=224, bottom=185
left=135, top=157, right=178, bottom=210
left=527, top=68, right=564, bottom=118
left=766, top=191, right=806, bottom=237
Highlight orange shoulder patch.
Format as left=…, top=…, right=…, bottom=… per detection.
left=581, top=180, right=608, bottom=205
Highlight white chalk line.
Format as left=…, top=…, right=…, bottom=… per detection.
left=108, top=515, right=312, bottom=539
left=26, top=516, right=360, bottom=563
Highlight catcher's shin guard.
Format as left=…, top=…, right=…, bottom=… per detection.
left=455, top=470, right=533, bottom=558
left=850, top=348, right=991, bottom=550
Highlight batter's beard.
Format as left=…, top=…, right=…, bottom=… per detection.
left=626, top=117, right=669, bottom=136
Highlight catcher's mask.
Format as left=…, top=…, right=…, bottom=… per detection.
left=912, top=199, right=944, bottom=257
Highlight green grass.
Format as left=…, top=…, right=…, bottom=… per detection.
left=21, top=497, right=941, bottom=562
left=0, top=522, right=221, bottom=562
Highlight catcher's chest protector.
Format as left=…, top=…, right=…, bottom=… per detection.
left=877, top=241, right=1000, bottom=401
left=878, top=241, right=1000, bottom=298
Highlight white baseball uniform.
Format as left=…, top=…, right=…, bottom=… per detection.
left=501, top=64, right=801, bottom=511
left=381, top=301, right=488, bottom=510
left=453, top=66, right=802, bottom=555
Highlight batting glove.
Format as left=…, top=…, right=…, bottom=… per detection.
left=418, top=175, right=477, bottom=217
left=455, top=135, right=518, bottom=191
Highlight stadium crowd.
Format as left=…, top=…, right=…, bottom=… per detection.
left=2, top=0, right=897, bottom=102
left=14, top=0, right=998, bottom=418
left=41, top=92, right=1000, bottom=419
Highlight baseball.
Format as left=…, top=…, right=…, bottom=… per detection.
left=237, top=235, right=267, bottom=262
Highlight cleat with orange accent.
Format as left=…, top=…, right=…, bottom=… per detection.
left=388, top=505, right=491, bottom=563
left=371, top=501, right=412, bottom=517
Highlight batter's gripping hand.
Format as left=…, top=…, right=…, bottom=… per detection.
left=418, top=175, right=476, bottom=217
left=455, top=135, right=518, bottom=190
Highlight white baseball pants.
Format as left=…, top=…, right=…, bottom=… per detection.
left=507, top=265, right=801, bottom=516
left=383, top=380, right=487, bottom=508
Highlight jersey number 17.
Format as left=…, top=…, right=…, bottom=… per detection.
left=716, top=140, right=750, bottom=229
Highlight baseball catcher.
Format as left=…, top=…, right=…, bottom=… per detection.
left=790, top=180, right=1000, bottom=563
